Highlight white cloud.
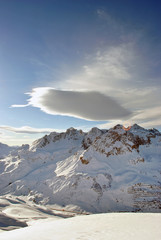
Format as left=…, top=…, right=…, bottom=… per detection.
left=12, top=88, right=131, bottom=121
left=0, top=125, right=60, bottom=134
left=11, top=42, right=161, bottom=129
left=60, top=44, right=161, bottom=129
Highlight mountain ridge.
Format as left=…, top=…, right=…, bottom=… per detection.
left=0, top=124, right=161, bottom=213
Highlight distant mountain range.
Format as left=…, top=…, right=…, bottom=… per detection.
left=0, top=124, right=161, bottom=213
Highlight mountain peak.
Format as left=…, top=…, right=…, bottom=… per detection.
left=66, top=127, right=76, bottom=132
left=65, top=127, right=84, bottom=135
left=130, top=123, right=144, bottom=130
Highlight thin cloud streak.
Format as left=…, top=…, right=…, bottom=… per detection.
left=0, top=125, right=60, bottom=134
left=11, top=104, right=29, bottom=108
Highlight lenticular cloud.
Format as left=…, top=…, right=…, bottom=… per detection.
left=12, top=87, right=131, bottom=121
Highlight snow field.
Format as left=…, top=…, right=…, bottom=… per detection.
left=0, top=213, right=160, bottom=240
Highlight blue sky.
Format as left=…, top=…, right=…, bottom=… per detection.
left=0, top=0, right=161, bottom=145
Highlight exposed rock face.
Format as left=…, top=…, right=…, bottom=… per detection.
left=31, top=128, right=85, bottom=150
left=0, top=124, right=161, bottom=213
left=82, top=127, right=105, bottom=150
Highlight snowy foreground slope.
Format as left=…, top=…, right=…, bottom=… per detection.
left=0, top=124, right=161, bottom=213
left=0, top=213, right=161, bottom=240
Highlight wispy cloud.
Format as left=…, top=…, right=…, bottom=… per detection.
left=61, top=44, right=161, bottom=129
left=63, top=44, right=133, bottom=92
left=99, top=117, right=161, bottom=130
left=0, top=125, right=60, bottom=134
left=99, top=105, right=161, bottom=130
left=97, top=9, right=120, bottom=30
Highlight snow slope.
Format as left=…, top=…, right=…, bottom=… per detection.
left=0, top=143, right=18, bottom=159
left=0, top=213, right=161, bottom=240
left=0, top=125, right=160, bottom=213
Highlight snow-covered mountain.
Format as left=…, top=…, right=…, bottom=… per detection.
left=0, top=143, right=18, bottom=159
left=0, top=124, right=160, bottom=213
